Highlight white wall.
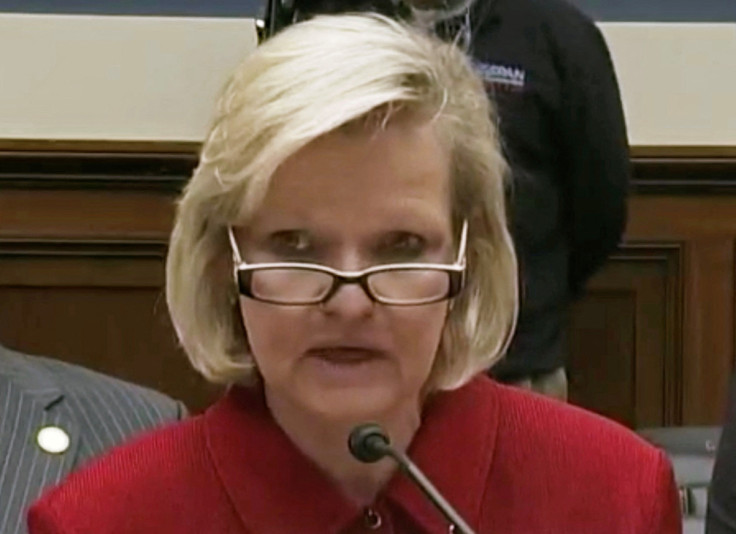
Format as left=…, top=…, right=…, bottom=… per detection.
left=0, top=14, right=734, bottom=146
left=600, top=23, right=736, bottom=147
left=0, top=14, right=257, bottom=142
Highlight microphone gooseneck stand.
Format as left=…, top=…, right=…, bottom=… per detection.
left=348, top=424, right=477, bottom=534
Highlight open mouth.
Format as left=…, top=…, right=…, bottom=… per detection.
left=306, top=348, right=384, bottom=364
left=302, top=347, right=391, bottom=387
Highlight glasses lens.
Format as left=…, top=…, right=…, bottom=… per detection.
left=368, top=268, right=450, bottom=304
left=250, top=268, right=333, bottom=303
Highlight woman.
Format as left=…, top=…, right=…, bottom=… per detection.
left=28, top=14, right=680, bottom=534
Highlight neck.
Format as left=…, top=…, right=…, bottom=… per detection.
left=264, top=391, right=422, bottom=506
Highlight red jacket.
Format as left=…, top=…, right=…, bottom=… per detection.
left=28, top=376, right=681, bottom=533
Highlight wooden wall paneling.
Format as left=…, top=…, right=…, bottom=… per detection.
left=0, top=239, right=221, bottom=413
left=0, top=149, right=194, bottom=240
left=680, top=238, right=734, bottom=424
left=0, top=148, right=197, bottom=191
left=0, top=189, right=176, bottom=240
left=625, top=195, right=736, bottom=425
left=568, top=283, right=637, bottom=426
left=0, top=149, right=221, bottom=413
left=2, top=147, right=735, bottom=425
left=628, top=154, right=736, bottom=424
left=569, top=243, right=683, bottom=428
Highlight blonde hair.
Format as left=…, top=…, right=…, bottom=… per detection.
left=166, top=14, right=518, bottom=391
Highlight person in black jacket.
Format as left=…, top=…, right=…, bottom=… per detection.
left=708, top=372, right=736, bottom=533
left=458, top=0, right=629, bottom=400
left=263, top=0, right=630, bottom=400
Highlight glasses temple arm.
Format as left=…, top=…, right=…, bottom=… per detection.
left=227, top=226, right=245, bottom=265
left=456, top=220, right=468, bottom=266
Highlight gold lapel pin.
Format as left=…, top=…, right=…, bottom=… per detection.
left=36, top=425, right=71, bottom=454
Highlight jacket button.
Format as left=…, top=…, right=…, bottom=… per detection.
left=363, top=507, right=382, bottom=530
left=36, top=426, right=71, bottom=454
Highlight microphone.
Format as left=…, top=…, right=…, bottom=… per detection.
left=348, top=424, right=476, bottom=534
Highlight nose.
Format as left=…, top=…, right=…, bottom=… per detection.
left=320, top=280, right=375, bottom=319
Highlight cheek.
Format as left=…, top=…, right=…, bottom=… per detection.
left=239, top=300, right=306, bottom=370
left=390, top=304, right=448, bottom=373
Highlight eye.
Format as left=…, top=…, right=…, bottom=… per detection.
left=376, top=232, right=427, bottom=262
left=266, top=230, right=315, bottom=259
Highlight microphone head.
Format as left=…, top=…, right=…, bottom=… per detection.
left=348, top=424, right=391, bottom=463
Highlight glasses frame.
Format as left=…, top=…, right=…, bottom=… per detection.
left=227, top=221, right=468, bottom=306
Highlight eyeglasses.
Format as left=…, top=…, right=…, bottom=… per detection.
left=227, top=221, right=467, bottom=306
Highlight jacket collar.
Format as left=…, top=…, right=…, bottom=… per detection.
left=0, top=345, right=65, bottom=408
left=204, top=376, right=500, bottom=533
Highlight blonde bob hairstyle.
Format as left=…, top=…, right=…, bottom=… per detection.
left=166, top=13, right=518, bottom=392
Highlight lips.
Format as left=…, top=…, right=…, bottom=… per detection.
left=306, top=347, right=385, bottom=363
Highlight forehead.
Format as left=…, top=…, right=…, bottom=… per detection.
left=250, top=118, right=452, bottom=229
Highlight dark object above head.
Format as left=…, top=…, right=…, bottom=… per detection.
left=259, top=0, right=478, bottom=42
left=262, top=0, right=410, bottom=38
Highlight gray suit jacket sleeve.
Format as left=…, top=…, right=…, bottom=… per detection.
left=0, top=346, right=187, bottom=534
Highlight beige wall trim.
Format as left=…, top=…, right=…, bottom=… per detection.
left=0, top=139, right=201, bottom=154
left=631, top=146, right=736, bottom=158
left=3, top=140, right=736, bottom=159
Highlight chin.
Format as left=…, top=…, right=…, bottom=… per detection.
left=303, top=384, right=402, bottom=422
